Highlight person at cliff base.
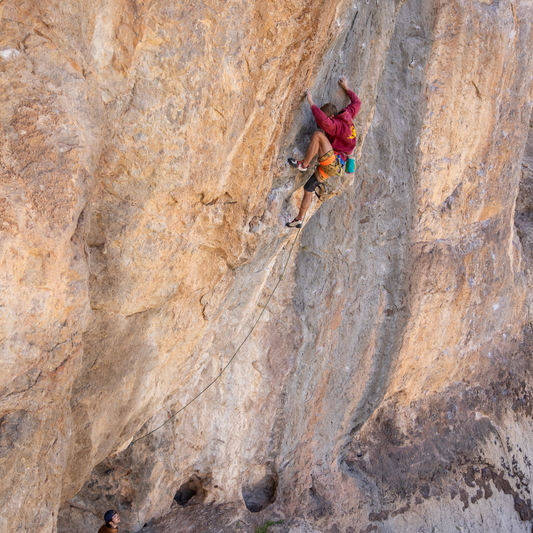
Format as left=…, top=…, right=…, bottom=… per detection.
left=286, top=76, right=361, bottom=228
left=99, top=510, right=120, bottom=533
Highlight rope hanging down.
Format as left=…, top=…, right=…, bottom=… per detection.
left=130, top=218, right=305, bottom=446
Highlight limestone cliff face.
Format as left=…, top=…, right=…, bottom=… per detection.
left=1, top=0, right=533, bottom=532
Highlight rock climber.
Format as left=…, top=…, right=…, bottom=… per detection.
left=98, top=510, right=121, bottom=533
left=286, top=76, right=361, bottom=228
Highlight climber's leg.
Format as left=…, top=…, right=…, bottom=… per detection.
left=286, top=172, right=323, bottom=227
left=302, top=131, right=332, bottom=167
left=288, top=131, right=333, bottom=171
left=296, top=189, right=314, bottom=220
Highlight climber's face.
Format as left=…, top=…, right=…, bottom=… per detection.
left=110, top=513, right=121, bottom=526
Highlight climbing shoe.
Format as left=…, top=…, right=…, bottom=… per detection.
left=286, top=218, right=302, bottom=228
left=315, top=182, right=326, bottom=200
left=288, top=158, right=308, bottom=172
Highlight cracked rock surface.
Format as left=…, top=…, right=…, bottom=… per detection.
left=2, top=0, right=533, bottom=532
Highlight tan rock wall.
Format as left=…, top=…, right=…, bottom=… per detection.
left=1, top=0, right=533, bottom=532
left=0, top=4, right=99, bottom=529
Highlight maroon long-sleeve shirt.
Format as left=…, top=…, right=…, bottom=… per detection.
left=311, top=89, right=361, bottom=160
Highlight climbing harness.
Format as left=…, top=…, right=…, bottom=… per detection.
left=130, top=217, right=305, bottom=446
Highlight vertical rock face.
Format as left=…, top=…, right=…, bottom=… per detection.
left=1, top=0, right=533, bottom=532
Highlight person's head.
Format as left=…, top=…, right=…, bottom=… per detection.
left=104, top=510, right=120, bottom=528
left=320, top=103, right=338, bottom=118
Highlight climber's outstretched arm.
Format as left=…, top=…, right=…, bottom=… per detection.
left=338, top=76, right=361, bottom=117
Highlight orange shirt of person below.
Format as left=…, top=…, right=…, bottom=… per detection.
left=98, top=526, right=118, bottom=533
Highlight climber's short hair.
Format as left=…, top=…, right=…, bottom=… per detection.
left=320, top=103, right=338, bottom=117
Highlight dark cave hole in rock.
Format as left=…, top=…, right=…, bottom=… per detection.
left=242, top=471, right=278, bottom=513
left=174, top=479, right=205, bottom=506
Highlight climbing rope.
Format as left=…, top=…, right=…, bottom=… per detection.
left=130, top=217, right=305, bottom=446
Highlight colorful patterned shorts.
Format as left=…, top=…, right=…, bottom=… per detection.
left=317, top=150, right=342, bottom=179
